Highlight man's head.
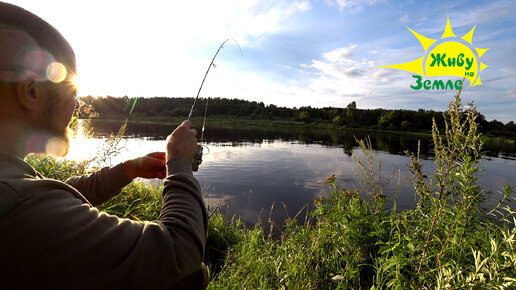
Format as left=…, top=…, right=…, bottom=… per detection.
left=0, top=2, right=78, bottom=157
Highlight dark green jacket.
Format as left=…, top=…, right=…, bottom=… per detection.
left=0, top=151, right=207, bottom=289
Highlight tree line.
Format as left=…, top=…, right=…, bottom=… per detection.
left=79, top=96, right=516, bottom=137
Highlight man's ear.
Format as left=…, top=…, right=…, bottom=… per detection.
left=15, top=80, right=41, bottom=112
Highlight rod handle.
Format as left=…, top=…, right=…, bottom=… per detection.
left=192, top=145, right=203, bottom=172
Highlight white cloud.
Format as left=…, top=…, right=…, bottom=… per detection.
left=310, top=60, right=364, bottom=78
left=326, top=0, right=384, bottom=11
left=291, top=43, right=460, bottom=111
left=294, top=1, right=311, bottom=13
left=282, top=0, right=312, bottom=16
left=322, top=44, right=357, bottom=63
left=309, top=44, right=375, bottom=80
left=288, top=44, right=382, bottom=104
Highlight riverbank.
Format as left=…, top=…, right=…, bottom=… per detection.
left=83, top=115, right=516, bottom=149
left=85, top=115, right=438, bottom=142
left=32, top=95, right=515, bottom=287
left=25, top=133, right=516, bottom=288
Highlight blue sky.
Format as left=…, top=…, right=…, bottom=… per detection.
left=8, top=0, right=516, bottom=122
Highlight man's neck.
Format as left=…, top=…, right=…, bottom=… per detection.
left=0, top=121, right=49, bottom=158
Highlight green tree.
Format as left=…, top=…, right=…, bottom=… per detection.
left=299, top=111, right=311, bottom=123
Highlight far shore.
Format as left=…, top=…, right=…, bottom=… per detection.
left=80, top=115, right=516, bottom=146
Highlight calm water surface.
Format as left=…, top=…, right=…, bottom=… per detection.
left=68, top=120, right=516, bottom=226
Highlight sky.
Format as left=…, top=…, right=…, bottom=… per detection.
left=6, top=0, right=516, bottom=122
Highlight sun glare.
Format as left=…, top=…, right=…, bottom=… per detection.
left=71, top=75, right=80, bottom=90
left=67, top=120, right=96, bottom=161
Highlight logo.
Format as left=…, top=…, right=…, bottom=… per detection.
left=379, top=17, right=489, bottom=90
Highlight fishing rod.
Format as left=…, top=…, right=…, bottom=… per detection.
left=189, top=38, right=242, bottom=171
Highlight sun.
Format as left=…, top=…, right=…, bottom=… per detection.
left=379, top=16, right=489, bottom=88
left=71, top=74, right=80, bottom=90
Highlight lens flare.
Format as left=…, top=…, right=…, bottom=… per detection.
left=46, top=62, right=67, bottom=83
left=24, top=50, right=54, bottom=80
left=45, top=137, right=68, bottom=157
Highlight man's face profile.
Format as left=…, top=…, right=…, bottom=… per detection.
left=37, top=78, right=79, bottom=157
left=0, top=3, right=79, bottom=158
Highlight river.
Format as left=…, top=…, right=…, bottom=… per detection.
left=68, top=120, right=516, bottom=226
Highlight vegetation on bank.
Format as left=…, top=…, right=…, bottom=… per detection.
left=26, top=92, right=515, bottom=288
left=78, top=95, right=516, bottom=138
left=206, top=93, right=516, bottom=289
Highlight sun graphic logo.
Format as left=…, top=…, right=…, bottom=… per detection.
left=379, top=16, right=489, bottom=90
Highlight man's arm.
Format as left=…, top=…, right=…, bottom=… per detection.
left=3, top=120, right=205, bottom=288
left=65, top=163, right=131, bottom=206
left=66, top=152, right=166, bottom=206
left=161, top=158, right=207, bottom=263
left=0, top=157, right=207, bottom=288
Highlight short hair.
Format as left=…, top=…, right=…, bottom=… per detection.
left=0, top=2, right=75, bottom=83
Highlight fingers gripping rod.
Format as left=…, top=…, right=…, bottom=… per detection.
left=191, top=99, right=209, bottom=171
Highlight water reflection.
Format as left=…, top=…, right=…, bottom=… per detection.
left=69, top=120, right=516, bottom=227
left=88, top=120, right=516, bottom=159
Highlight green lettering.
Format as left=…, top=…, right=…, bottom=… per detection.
left=432, top=79, right=445, bottom=90
left=430, top=53, right=447, bottom=67
left=447, top=57, right=456, bottom=67
left=445, top=80, right=454, bottom=90
left=410, top=75, right=422, bottom=90
left=410, top=76, right=464, bottom=90
left=454, top=79, right=463, bottom=90
left=457, top=53, right=464, bottom=67
left=465, top=57, right=473, bottom=70
left=423, top=80, right=431, bottom=90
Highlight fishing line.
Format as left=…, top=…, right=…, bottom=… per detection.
left=190, top=38, right=242, bottom=171
left=188, top=38, right=242, bottom=121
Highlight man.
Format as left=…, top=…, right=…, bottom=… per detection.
left=0, top=2, right=207, bottom=289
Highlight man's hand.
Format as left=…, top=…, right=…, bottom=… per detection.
left=166, top=120, right=198, bottom=163
left=122, top=121, right=197, bottom=180
left=122, top=152, right=167, bottom=181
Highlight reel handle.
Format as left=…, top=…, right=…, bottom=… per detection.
left=192, top=144, right=203, bottom=172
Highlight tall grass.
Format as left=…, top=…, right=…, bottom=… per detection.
left=25, top=154, right=90, bottom=181
left=25, top=91, right=515, bottom=288
left=207, top=91, right=516, bottom=289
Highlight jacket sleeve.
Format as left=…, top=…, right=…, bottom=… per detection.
left=65, top=163, right=132, bottom=206
left=0, top=158, right=207, bottom=289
